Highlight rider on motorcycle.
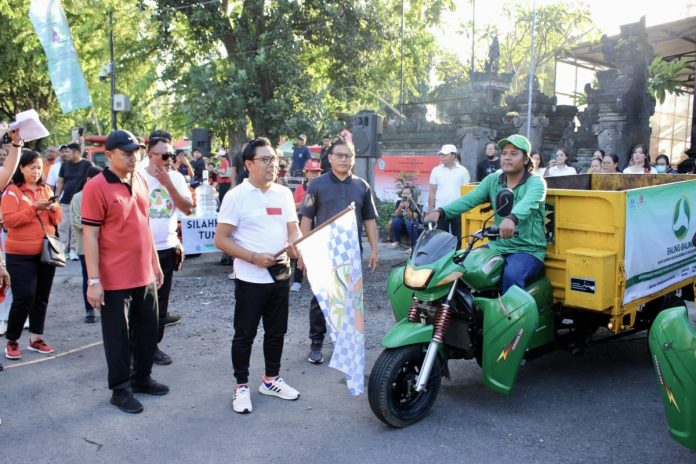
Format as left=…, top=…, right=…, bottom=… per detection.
left=424, top=134, right=547, bottom=293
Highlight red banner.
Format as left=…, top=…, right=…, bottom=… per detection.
left=374, top=155, right=441, bottom=208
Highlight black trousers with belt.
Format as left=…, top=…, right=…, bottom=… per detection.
left=156, top=247, right=176, bottom=343
left=232, top=277, right=289, bottom=384
left=5, top=253, right=56, bottom=341
left=101, top=283, right=158, bottom=389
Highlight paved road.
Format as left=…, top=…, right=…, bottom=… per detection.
left=1, top=247, right=694, bottom=463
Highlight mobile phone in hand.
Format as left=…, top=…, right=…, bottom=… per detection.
left=48, top=195, right=58, bottom=202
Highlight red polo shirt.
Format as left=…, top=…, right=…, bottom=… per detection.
left=81, top=168, right=155, bottom=291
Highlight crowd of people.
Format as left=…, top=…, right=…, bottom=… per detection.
left=0, top=124, right=693, bottom=415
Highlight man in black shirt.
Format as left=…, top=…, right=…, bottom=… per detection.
left=56, top=142, right=93, bottom=260
left=298, top=140, right=379, bottom=364
left=476, top=141, right=501, bottom=181
left=318, top=136, right=332, bottom=173
left=190, top=149, right=206, bottom=183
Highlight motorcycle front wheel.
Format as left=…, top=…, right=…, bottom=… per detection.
left=368, top=345, right=442, bottom=428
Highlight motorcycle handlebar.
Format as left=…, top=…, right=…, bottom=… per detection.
left=482, top=225, right=519, bottom=239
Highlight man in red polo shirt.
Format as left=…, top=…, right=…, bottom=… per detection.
left=82, top=129, right=167, bottom=414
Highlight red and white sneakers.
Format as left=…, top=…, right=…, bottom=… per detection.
left=5, top=340, right=21, bottom=360
left=27, top=338, right=54, bottom=355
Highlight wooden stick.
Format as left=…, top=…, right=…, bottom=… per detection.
left=273, top=203, right=355, bottom=258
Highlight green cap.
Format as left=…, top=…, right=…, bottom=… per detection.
left=497, top=134, right=531, bottom=153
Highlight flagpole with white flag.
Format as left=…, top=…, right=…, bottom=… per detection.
left=294, top=204, right=366, bottom=395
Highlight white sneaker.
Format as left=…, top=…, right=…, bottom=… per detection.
left=228, top=272, right=236, bottom=280
left=258, top=377, right=300, bottom=400
left=69, top=251, right=79, bottom=261
left=0, top=320, right=6, bottom=336
left=232, top=385, right=252, bottom=413
left=290, top=282, right=301, bottom=292
left=23, top=318, right=29, bottom=329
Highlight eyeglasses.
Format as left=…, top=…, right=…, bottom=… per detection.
left=153, top=152, right=175, bottom=160
left=331, top=152, right=353, bottom=160
left=252, top=156, right=278, bottom=165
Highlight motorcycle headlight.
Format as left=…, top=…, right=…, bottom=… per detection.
left=404, top=264, right=433, bottom=290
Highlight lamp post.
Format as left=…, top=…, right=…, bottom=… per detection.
left=109, top=9, right=117, bottom=131
left=525, top=0, right=537, bottom=140
left=399, top=0, right=405, bottom=112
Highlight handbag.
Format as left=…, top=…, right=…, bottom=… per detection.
left=21, top=191, right=66, bottom=267
left=267, top=254, right=291, bottom=282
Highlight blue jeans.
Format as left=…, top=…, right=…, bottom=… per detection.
left=501, top=252, right=544, bottom=294
left=391, top=216, right=421, bottom=246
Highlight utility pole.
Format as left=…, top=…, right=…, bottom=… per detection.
left=399, top=0, right=405, bottom=112
left=109, top=8, right=117, bottom=131
left=525, top=0, right=537, bottom=140
left=470, top=0, right=475, bottom=77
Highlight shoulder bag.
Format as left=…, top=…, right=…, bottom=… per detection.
left=21, top=190, right=66, bottom=267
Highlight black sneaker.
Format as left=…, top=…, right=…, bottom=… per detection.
left=84, top=310, right=97, bottom=324
left=307, top=344, right=323, bottom=364
left=111, top=388, right=143, bottom=414
left=153, top=348, right=172, bottom=366
left=132, top=376, right=170, bottom=395
left=163, top=313, right=182, bottom=327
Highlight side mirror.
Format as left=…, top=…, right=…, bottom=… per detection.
left=495, top=188, right=514, bottom=217
left=692, top=232, right=696, bottom=247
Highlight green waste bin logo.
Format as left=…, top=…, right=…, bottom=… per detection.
left=672, top=195, right=690, bottom=240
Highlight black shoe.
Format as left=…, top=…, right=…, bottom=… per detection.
left=153, top=348, right=172, bottom=366
left=163, top=313, right=182, bottom=327
left=84, top=311, right=97, bottom=324
left=111, top=388, right=143, bottom=414
left=307, top=343, right=323, bottom=364
left=132, top=376, right=170, bottom=395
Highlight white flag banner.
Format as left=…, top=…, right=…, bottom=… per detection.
left=297, top=208, right=365, bottom=395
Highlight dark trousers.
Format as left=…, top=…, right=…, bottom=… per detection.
left=437, top=214, right=462, bottom=242
left=501, top=252, right=545, bottom=294
left=218, top=182, right=231, bottom=205
left=101, top=284, right=158, bottom=389
left=78, top=255, right=91, bottom=313
left=309, top=296, right=325, bottom=346
left=391, top=216, right=421, bottom=247
left=292, top=260, right=303, bottom=284
left=5, top=253, right=56, bottom=341
left=232, top=278, right=289, bottom=384
left=156, top=247, right=176, bottom=343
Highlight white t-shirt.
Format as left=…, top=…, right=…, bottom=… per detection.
left=429, top=163, right=471, bottom=209
left=46, top=160, right=62, bottom=188
left=623, top=165, right=657, bottom=174
left=546, top=165, right=577, bottom=177
left=143, top=169, right=192, bottom=250
left=218, top=179, right=298, bottom=283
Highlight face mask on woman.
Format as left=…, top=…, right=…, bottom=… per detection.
left=655, top=165, right=667, bottom=173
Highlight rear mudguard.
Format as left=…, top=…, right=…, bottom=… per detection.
left=476, top=285, right=539, bottom=394
left=648, top=306, right=696, bottom=450
left=381, top=318, right=434, bottom=348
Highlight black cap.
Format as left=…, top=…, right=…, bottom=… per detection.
left=59, top=144, right=68, bottom=150
left=66, top=142, right=81, bottom=151
left=105, top=130, right=145, bottom=151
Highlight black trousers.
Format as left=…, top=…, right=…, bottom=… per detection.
left=5, top=253, right=56, bottom=341
left=78, top=255, right=91, bottom=313
left=101, top=284, right=158, bottom=390
left=232, top=278, right=289, bottom=384
left=308, top=296, right=325, bottom=346
left=218, top=182, right=231, bottom=205
left=437, top=214, right=462, bottom=242
left=156, top=247, right=176, bottom=343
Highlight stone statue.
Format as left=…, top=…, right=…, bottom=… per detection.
left=485, top=37, right=500, bottom=74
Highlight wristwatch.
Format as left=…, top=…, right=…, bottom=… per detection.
left=87, top=278, right=100, bottom=287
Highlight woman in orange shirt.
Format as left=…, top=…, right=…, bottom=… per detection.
left=2, top=150, right=62, bottom=360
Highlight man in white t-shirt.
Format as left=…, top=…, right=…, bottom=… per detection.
left=214, top=137, right=302, bottom=414
left=428, top=144, right=471, bottom=240
left=46, top=145, right=67, bottom=191
left=143, top=137, right=193, bottom=365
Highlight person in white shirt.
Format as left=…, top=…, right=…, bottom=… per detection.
left=428, top=144, right=470, bottom=240
left=45, top=145, right=67, bottom=191
left=622, top=144, right=657, bottom=174
left=214, top=137, right=302, bottom=414
left=545, top=148, right=577, bottom=177
left=143, top=137, right=193, bottom=366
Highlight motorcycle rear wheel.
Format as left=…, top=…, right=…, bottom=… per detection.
left=368, top=345, right=442, bottom=428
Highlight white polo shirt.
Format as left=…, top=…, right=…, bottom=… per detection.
left=218, top=179, right=298, bottom=283
left=429, top=163, right=471, bottom=209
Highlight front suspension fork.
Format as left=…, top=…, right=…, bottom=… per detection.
left=415, top=281, right=456, bottom=392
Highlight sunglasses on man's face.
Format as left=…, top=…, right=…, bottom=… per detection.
left=153, top=152, right=175, bottom=160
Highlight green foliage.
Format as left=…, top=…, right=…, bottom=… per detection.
left=153, top=0, right=453, bottom=145
left=476, top=2, right=597, bottom=95
left=648, top=57, right=689, bottom=104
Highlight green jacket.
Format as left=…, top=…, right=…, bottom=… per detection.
left=441, top=171, right=547, bottom=262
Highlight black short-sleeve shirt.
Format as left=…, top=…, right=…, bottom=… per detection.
left=299, top=172, right=378, bottom=234
left=58, top=159, right=93, bottom=205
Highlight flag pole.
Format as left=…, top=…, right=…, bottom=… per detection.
left=273, top=203, right=356, bottom=258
